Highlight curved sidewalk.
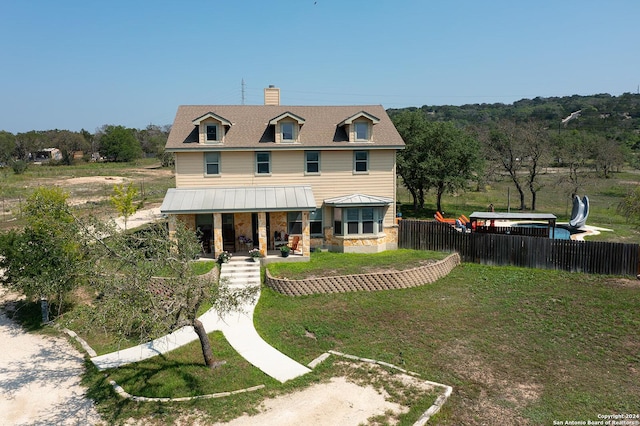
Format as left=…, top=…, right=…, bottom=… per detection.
left=91, top=257, right=311, bottom=383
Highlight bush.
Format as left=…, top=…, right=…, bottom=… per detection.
left=11, top=159, right=27, bottom=174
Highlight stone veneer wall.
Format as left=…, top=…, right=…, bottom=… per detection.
left=265, top=253, right=460, bottom=296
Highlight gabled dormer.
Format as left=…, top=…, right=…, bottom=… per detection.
left=339, top=111, right=380, bottom=143
left=269, top=112, right=305, bottom=143
left=192, top=112, right=232, bottom=144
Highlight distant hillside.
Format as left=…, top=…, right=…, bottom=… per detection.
left=387, top=93, right=640, bottom=143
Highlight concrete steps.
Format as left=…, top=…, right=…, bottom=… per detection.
left=220, top=258, right=261, bottom=289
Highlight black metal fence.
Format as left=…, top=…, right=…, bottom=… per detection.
left=398, top=219, right=639, bottom=276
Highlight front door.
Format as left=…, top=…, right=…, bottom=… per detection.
left=222, top=213, right=235, bottom=252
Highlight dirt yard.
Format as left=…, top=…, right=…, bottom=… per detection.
left=0, top=289, right=101, bottom=425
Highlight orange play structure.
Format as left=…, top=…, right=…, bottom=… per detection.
left=434, top=211, right=470, bottom=227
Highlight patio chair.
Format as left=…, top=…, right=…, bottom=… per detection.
left=289, top=235, right=300, bottom=254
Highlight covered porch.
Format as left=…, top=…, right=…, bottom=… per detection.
left=160, top=186, right=317, bottom=259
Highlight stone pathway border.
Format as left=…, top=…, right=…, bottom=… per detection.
left=64, top=326, right=452, bottom=425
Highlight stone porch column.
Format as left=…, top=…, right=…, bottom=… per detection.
left=302, top=210, right=310, bottom=256
left=258, top=212, right=267, bottom=256
left=213, top=213, right=223, bottom=257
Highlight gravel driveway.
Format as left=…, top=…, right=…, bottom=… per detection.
left=0, top=290, right=101, bottom=425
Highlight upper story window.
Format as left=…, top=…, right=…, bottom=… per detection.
left=269, top=112, right=305, bottom=143
left=256, top=151, right=271, bottom=174
left=281, top=122, right=294, bottom=142
left=339, top=111, right=380, bottom=143
left=206, top=124, right=218, bottom=142
left=192, top=112, right=231, bottom=144
left=204, top=152, right=220, bottom=176
left=305, top=151, right=320, bottom=174
left=354, top=122, right=369, bottom=141
left=354, top=150, right=369, bottom=173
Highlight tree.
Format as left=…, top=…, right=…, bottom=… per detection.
left=552, top=130, right=593, bottom=198
left=111, top=182, right=138, bottom=231
left=97, top=125, right=142, bottom=162
left=15, top=130, right=45, bottom=161
left=82, top=218, right=257, bottom=368
left=518, top=121, right=551, bottom=211
left=393, top=111, right=482, bottom=213
left=0, top=187, right=84, bottom=321
left=618, top=186, right=640, bottom=225
left=591, top=135, right=625, bottom=178
left=0, top=130, right=15, bottom=165
left=480, top=120, right=550, bottom=210
left=421, top=121, right=482, bottom=213
left=392, top=110, right=430, bottom=211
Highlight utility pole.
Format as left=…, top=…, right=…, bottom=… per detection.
left=241, top=78, right=245, bottom=105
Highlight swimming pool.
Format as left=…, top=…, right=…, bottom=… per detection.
left=511, top=223, right=572, bottom=240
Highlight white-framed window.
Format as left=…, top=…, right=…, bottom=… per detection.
left=256, top=151, right=271, bottom=174
left=205, top=124, right=218, bottom=142
left=204, top=152, right=220, bottom=175
left=281, top=122, right=294, bottom=142
left=354, top=150, right=369, bottom=173
left=305, top=151, right=320, bottom=174
left=354, top=122, right=369, bottom=141
left=335, top=207, right=383, bottom=235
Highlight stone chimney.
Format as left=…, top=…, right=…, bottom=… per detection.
left=264, top=85, right=280, bottom=106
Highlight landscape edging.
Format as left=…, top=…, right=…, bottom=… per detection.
left=265, top=252, right=461, bottom=296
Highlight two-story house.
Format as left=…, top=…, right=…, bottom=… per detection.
left=160, top=86, right=405, bottom=258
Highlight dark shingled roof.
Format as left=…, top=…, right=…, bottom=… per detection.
left=165, top=105, right=405, bottom=151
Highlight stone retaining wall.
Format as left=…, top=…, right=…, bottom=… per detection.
left=265, top=253, right=460, bottom=296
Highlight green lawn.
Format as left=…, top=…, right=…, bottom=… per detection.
left=256, top=263, right=640, bottom=425
left=53, top=250, right=640, bottom=424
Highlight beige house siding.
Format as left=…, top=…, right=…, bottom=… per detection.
left=175, top=149, right=396, bottom=204
left=174, top=149, right=398, bottom=245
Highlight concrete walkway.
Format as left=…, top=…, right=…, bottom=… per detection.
left=91, top=256, right=311, bottom=383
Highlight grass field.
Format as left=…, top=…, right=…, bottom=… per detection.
left=256, top=260, right=640, bottom=425
left=0, top=159, right=174, bottom=231
left=61, top=251, right=639, bottom=425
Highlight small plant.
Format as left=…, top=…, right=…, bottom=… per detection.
left=217, top=251, right=232, bottom=263
left=280, top=245, right=291, bottom=257
left=248, top=248, right=261, bottom=259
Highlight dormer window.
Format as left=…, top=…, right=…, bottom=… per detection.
left=269, top=112, right=305, bottom=143
left=206, top=124, right=218, bottom=142
left=281, top=122, right=294, bottom=141
left=355, top=122, right=369, bottom=141
left=192, top=112, right=232, bottom=144
left=339, top=111, right=380, bottom=143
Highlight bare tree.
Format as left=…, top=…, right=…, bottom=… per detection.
left=480, top=120, right=551, bottom=210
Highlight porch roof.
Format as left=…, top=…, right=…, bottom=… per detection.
left=160, top=186, right=316, bottom=214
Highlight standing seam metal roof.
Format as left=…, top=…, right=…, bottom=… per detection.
left=160, top=186, right=317, bottom=214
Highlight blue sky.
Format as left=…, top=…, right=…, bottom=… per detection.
left=1, top=0, right=638, bottom=133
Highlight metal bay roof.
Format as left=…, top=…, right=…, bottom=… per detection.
left=324, top=193, right=394, bottom=207
left=160, top=186, right=316, bottom=214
